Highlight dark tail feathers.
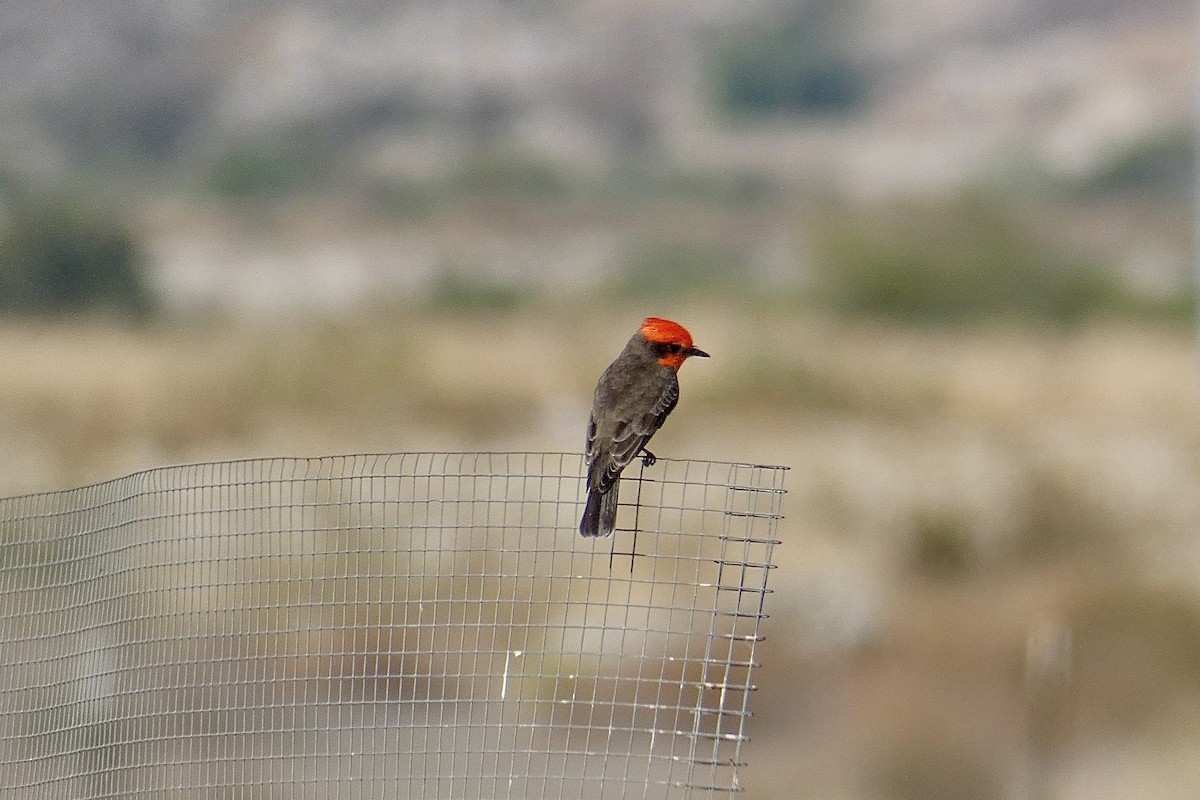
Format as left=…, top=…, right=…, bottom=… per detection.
left=579, top=482, right=619, bottom=537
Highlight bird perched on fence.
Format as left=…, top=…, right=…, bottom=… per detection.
left=580, top=317, right=709, bottom=538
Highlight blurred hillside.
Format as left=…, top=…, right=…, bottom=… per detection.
left=0, top=0, right=1191, bottom=313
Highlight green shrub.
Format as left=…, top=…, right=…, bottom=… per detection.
left=1077, top=128, right=1194, bottom=198
left=451, top=151, right=573, bottom=201
left=361, top=177, right=440, bottom=219
left=711, top=1, right=868, bottom=117
left=206, top=137, right=328, bottom=199
left=430, top=271, right=526, bottom=311
left=653, top=168, right=779, bottom=207
left=811, top=197, right=1138, bottom=324
left=617, top=237, right=743, bottom=297
left=0, top=196, right=153, bottom=317
left=911, top=510, right=977, bottom=579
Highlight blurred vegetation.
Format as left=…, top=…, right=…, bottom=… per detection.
left=206, top=137, right=330, bottom=200
left=607, top=165, right=782, bottom=208
left=360, top=149, right=582, bottom=219
left=0, top=194, right=153, bottom=317
left=361, top=177, right=441, bottom=219
left=430, top=270, right=526, bottom=312
left=711, top=0, right=869, bottom=117
left=616, top=236, right=745, bottom=298
left=450, top=150, right=575, bottom=201
left=1074, top=127, right=1195, bottom=200
left=910, top=510, right=978, bottom=580
left=809, top=195, right=1178, bottom=324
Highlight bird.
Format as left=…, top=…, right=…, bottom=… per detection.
left=580, top=317, right=709, bottom=537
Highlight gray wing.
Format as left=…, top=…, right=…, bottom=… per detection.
left=587, top=379, right=678, bottom=494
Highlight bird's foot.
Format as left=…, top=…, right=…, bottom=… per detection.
left=640, top=448, right=657, bottom=468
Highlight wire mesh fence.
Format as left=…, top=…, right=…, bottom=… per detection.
left=0, top=452, right=786, bottom=799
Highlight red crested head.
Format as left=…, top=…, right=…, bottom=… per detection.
left=637, top=317, right=710, bottom=370
left=639, top=317, right=694, bottom=348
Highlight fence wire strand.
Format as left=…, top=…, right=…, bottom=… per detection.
left=0, top=452, right=785, bottom=799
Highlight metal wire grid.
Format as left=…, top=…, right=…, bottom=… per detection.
left=0, top=452, right=786, bottom=800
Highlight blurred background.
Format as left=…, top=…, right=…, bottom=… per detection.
left=0, top=1, right=1196, bottom=797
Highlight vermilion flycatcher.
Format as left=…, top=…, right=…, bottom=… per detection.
left=580, top=317, right=709, bottom=537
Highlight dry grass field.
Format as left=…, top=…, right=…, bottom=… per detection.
left=2, top=305, right=1198, bottom=798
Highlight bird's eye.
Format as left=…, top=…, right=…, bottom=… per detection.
left=668, top=343, right=683, bottom=354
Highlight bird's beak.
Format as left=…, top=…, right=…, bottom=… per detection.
left=687, top=347, right=710, bottom=358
